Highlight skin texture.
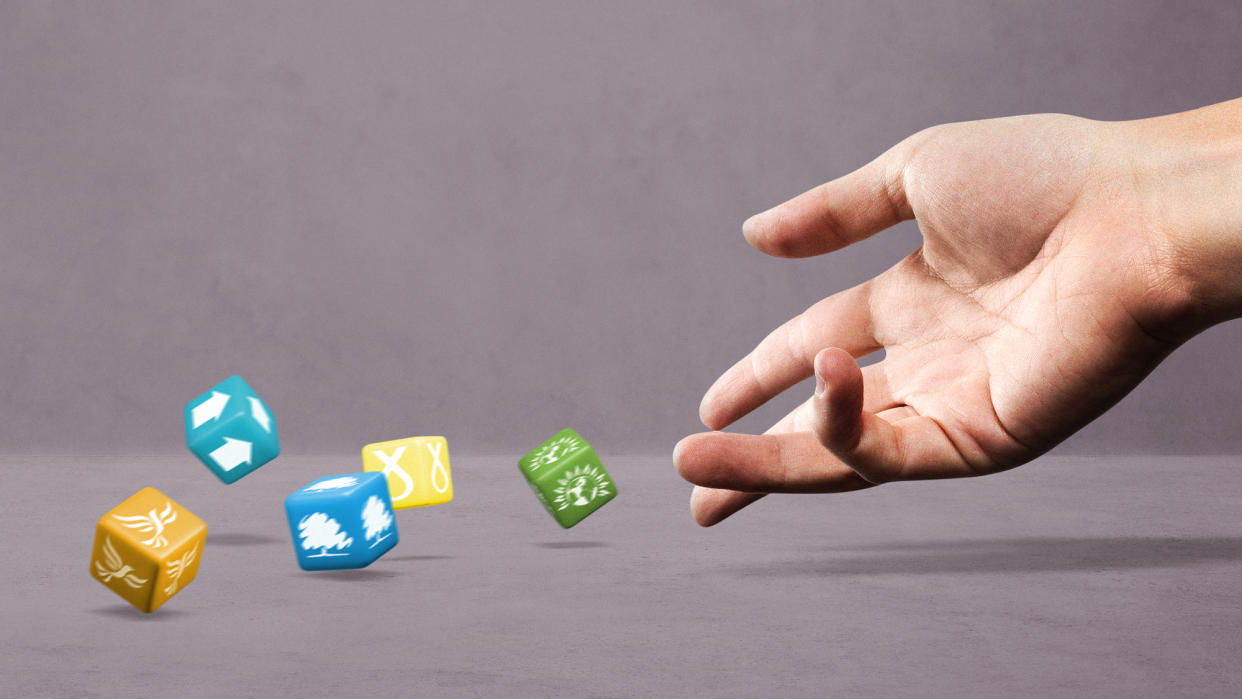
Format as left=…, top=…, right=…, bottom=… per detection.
left=676, top=99, right=1242, bottom=527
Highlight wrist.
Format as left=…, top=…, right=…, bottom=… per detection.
left=1120, top=99, right=1242, bottom=338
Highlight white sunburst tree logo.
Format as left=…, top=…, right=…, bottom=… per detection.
left=529, top=435, right=584, bottom=471
left=552, top=463, right=612, bottom=511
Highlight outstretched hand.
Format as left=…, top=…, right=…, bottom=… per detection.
left=676, top=112, right=1206, bottom=526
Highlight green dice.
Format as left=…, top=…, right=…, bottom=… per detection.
left=518, top=428, right=617, bottom=528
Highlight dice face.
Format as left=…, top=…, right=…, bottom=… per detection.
left=284, top=472, right=398, bottom=571
left=90, top=487, right=207, bottom=613
left=518, top=428, right=617, bottom=528
left=184, top=375, right=280, bottom=484
left=361, top=436, right=453, bottom=509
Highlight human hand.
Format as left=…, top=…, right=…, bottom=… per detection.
left=676, top=102, right=1242, bottom=526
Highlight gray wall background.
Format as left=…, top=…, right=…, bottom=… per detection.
left=2, top=0, right=1240, bottom=456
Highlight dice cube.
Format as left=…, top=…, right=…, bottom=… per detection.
left=518, top=428, right=617, bottom=528
left=361, top=436, right=454, bottom=509
left=90, top=487, right=207, bottom=613
left=184, top=375, right=280, bottom=483
left=284, top=472, right=398, bottom=571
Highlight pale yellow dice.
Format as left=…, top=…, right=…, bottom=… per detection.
left=90, top=487, right=207, bottom=613
left=361, top=436, right=453, bottom=509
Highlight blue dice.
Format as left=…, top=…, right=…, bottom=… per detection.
left=284, top=472, right=398, bottom=571
left=184, top=375, right=280, bottom=484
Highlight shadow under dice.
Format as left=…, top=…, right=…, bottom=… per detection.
left=518, top=428, right=617, bottom=528
left=284, top=472, right=398, bottom=571
left=361, top=436, right=453, bottom=509
left=184, top=375, right=280, bottom=484
left=90, top=487, right=207, bottom=613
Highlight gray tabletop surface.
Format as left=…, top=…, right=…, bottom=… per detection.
left=4, top=453, right=1241, bottom=698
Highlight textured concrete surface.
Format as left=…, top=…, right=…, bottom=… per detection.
left=4, top=454, right=1241, bottom=697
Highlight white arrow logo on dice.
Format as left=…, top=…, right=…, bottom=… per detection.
left=248, top=396, right=272, bottom=433
left=210, top=437, right=252, bottom=471
left=191, top=391, right=230, bottom=429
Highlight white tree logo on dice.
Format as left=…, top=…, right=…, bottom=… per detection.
left=299, top=513, right=353, bottom=557
left=361, top=495, right=393, bottom=548
left=304, top=476, right=358, bottom=492
left=552, top=463, right=612, bottom=511
left=528, top=435, right=583, bottom=472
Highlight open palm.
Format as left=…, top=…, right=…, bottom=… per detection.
left=676, top=113, right=1189, bottom=525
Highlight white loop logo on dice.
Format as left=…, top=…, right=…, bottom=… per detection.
left=426, top=441, right=449, bottom=494
left=372, top=447, right=415, bottom=502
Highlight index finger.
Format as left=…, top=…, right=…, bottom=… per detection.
left=742, top=141, right=915, bottom=258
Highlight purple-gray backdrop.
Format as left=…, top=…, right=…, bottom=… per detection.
left=3, top=1, right=1241, bottom=456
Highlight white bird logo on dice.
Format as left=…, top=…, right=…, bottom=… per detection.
left=112, top=502, right=177, bottom=549
left=163, top=543, right=199, bottom=596
left=93, top=535, right=148, bottom=588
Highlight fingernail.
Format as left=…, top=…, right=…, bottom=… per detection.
left=815, top=371, right=827, bottom=398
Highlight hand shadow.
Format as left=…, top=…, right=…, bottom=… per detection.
left=729, top=536, right=1242, bottom=576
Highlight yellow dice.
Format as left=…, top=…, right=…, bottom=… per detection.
left=361, top=436, right=453, bottom=509
left=90, top=487, right=207, bottom=613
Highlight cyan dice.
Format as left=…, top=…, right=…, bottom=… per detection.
left=184, top=375, right=280, bottom=484
left=284, top=472, right=398, bottom=571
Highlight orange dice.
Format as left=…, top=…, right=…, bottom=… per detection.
left=90, top=487, right=207, bottom=613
